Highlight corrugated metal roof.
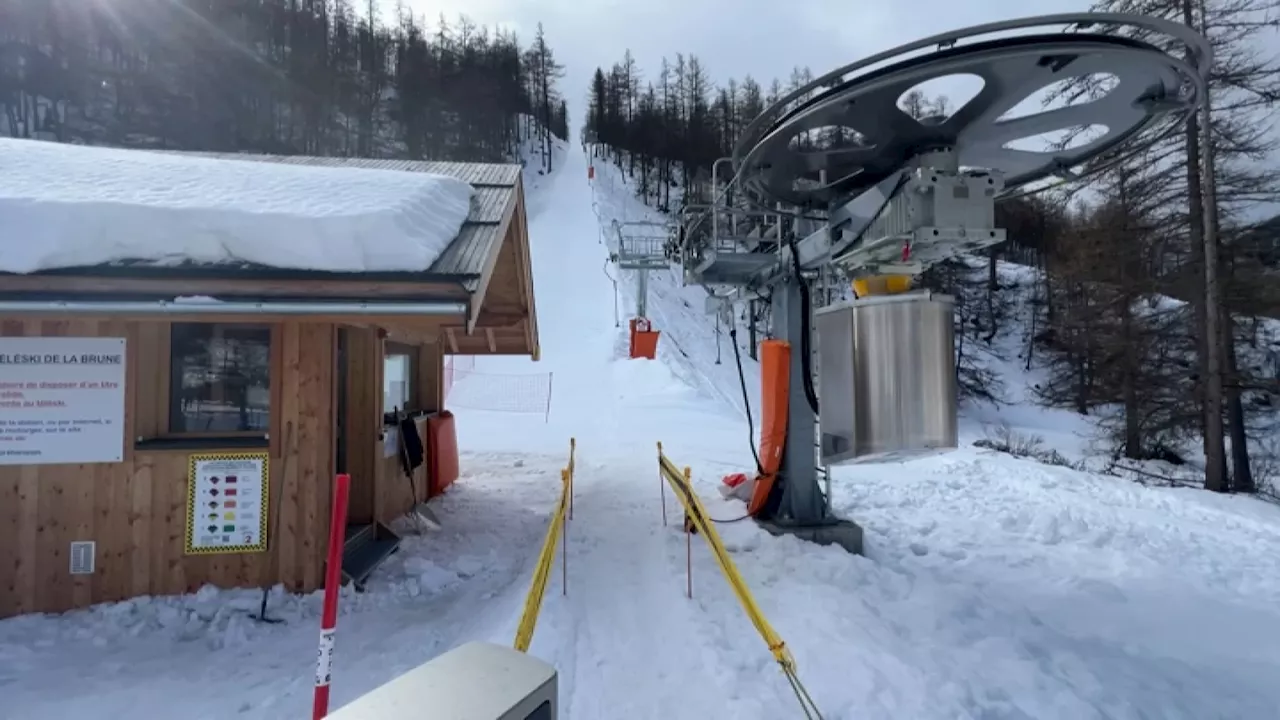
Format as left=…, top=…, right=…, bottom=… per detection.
left=158, top=150, right=521, bottom=279
left=434, top=224, right=500, bottom=276
left=469, top=186, right=511, bottom=224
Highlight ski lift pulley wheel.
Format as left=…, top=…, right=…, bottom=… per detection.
left=732, top=13, right=1211, bottom=209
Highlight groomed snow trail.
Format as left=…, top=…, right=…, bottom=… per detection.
left=459, top=144, right=622, bottom=454
left=492, top=146, right=786, bottom=718
left=539, top=463, right=744, bottom=718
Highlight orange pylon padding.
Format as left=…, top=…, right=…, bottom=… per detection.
left=747, top=339, right=790, bottom=517
left=629, top=317, right=660, bottom=359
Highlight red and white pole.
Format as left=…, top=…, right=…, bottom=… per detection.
left=312, top=473, right=351, bottom=720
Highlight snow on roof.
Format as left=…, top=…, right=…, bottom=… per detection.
left=0, top=138, right=475, bottom=275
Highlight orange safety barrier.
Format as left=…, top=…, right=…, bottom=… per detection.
left=426, top=410, right=459, bottom=497
left=747, top=339, right=791, bottom=517
left=629, top=317, right=660, bottom=360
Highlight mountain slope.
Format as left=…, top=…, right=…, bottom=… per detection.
left=2, top=140, right=1279, bottom=720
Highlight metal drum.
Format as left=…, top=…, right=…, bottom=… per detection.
left=815, top=291, right=957, bottom=464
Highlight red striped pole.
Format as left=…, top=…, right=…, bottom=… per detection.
left=312, top=473, right=351, bottom=720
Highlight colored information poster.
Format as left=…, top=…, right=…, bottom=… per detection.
left=0, top=337, right=127, bottom=466
left=185, top=452, right=270, bottom=554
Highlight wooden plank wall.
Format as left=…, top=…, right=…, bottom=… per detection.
left=0, top=319, right=335, bottom=618
left=417, top=342, right=443, bottom=415
left=342, top=327, right=382, bottom=526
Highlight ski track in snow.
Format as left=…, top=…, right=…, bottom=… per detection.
left=542, top=462, right=745, bottom=718
left=2, top=140, right=1280, bottom=720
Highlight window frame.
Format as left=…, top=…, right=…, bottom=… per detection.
left=382, top=341, right=419, bottom=421
left=167, top=322, right=274, bottom=437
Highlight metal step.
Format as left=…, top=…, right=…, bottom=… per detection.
left=337, top=521, right=401, bottom=592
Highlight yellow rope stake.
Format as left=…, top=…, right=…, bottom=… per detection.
left=568, top=438, right=576, bottom=520
left=657, top=443, right=825, bottom=720
left=513, top=442, right=575, bottom=653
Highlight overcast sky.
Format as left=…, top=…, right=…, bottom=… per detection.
left=390, top=1, right=1096, bottom=124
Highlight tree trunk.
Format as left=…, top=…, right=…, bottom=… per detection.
left=1187, top=0, right=1227, bottom=492
left=1121, top=293, right=1143, bottom=459
left=984, top=250, right=998, bottom=343
left=1224, top=313, right=1255, bottom=492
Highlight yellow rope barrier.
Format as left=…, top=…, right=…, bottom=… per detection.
left=513, top=439, right=575, bottom=653
left=656, top=442, right=824, bottom=719
left=567, top=438, right=575, bottom=520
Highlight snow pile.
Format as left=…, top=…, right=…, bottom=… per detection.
left=0, top=138, right=474, bottom=274
left=681, top=448, right=1280, bottom=719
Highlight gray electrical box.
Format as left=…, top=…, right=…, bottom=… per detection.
left=833, top=168, right=1007, bottom=272
left=327, top=641, right=557, bottom=720
left=815, top=291, right=958, bottom=465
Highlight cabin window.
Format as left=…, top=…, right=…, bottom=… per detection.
left=383, top=350, right=414, bottom=416
left=170, top=323, right=272, bottom=434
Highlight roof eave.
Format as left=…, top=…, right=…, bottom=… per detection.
left=0, top=264, right=480, bottom=286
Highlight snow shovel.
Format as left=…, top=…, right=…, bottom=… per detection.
left=408, top=501, right=443, bottom=532
left=397, top=412, right=442, bottom=534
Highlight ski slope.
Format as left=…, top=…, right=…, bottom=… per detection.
left=3, top=139, right=1280, bottom=720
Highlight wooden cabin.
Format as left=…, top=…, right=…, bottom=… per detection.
left=0, top=152, right=539, bottom=618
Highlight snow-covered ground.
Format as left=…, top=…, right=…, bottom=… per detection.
left=0, top=453, right=561, bottom=717
left=4, top=138, right=1280, bottom=720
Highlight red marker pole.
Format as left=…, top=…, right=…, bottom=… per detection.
left=312, top=473, right=351, bottom=720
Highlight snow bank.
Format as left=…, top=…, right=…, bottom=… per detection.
left=0, top=138, right=475, bottom=274
left=686, top=448, right=1280, bottom=719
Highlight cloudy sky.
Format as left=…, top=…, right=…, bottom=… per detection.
left=390, top=1, right=1096, bottom=121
